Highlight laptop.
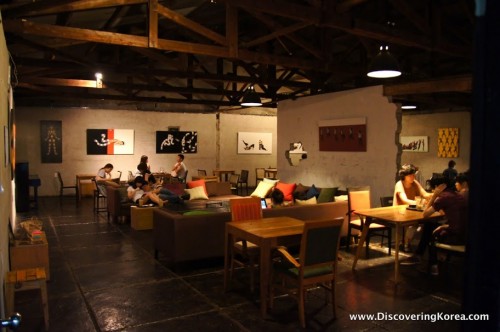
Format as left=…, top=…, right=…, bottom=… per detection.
left=260, top=198, right=268, bottom=209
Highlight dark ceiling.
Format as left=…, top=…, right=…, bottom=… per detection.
left=1, top=0, right=474, bottom=113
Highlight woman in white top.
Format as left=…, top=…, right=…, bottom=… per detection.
left=95, top=163, right=114, bottom=196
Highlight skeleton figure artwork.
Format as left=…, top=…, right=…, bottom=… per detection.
left=87, top=129, right=134, bottom=155
left=94, top=133, right=125, bottom=146
left=45, top=125, right=60, bottom=156
left=156, top=131, right=198, bottom=154
left=41, top=120, right=63, bottom=163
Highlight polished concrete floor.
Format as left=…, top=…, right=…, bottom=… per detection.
left=11, top=197, right=465, bottom=332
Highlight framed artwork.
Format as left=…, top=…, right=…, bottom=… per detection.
left=40, top=120, right=62, bottom=163
left=401, top=136, right=428, bottom=152
left=237, top=132, right=272, bottom=154
left=318, top=117, right=366, bottom=152
left=156, top=131, right=197, bottom=153
left=86, top=129, right=134, bottom=155
left=438, top=128, right=459, bottom=157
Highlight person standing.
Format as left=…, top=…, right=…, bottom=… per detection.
left=171, top=154, right=187, bottom=181
left=442, top=160, right=458, bottom=183
left=393, top=164, right=432, bottom=251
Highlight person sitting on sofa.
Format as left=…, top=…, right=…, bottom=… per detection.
left=270, top=188, right=285, bottom=208
left=136, top=161, right=155, bottom=183
left=127, top=176, right=166, bottom=207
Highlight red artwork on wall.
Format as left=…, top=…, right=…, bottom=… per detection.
left=319, top=124, right=367, bottom=152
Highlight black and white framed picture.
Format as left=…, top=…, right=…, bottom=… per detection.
left=86, top=129, right=134, bottom=155
left=237, top=132, right=272, bottom=154
left=40, top=120, right=63, bottom=163
left=156, top=131, right=198, bottom=154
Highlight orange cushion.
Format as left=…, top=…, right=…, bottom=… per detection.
left=275, top=182, right=297, bottom=201
left=187, top=179, right=207, bottom=196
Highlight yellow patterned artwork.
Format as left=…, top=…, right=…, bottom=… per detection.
left=438, top=128, right=459, bottom=158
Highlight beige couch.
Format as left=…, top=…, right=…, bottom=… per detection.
left=153, top=200, right=348, bottom=267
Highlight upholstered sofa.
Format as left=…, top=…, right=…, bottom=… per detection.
left=106, top=181, right=238, bottom=223
left=153, top=199, right=348, bottom=267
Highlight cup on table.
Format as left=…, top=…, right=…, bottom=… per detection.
left=415, top=196, right=423, bottom=210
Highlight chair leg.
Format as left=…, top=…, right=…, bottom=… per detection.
left=388, top=228, right=392, bottom=255
left=330, top=280, right=337, bottom=319
left=298, top=286, right=306, bottom=328
left=365, top=233, right=370, bottom=258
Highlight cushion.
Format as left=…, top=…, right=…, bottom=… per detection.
left=305, top=184, right=320, bottom=199
left=183, top=210, right=215, bottom=216
left=317, top=187, right=338, bottom=203
left=275, top=182, right=297, bottom=201
left=187, top=179, right=207, bottom=196
left=250, top=181, right=275, bottom=198
left=295, top=196, right=317, bottom=205
left=263, top=178, right=279, bottom=186
left=184, top=186, right=209, bottom=200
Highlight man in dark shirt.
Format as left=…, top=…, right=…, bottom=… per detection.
left=418, top=175, right=467, bottom=275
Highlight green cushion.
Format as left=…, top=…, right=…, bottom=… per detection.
left=183, top=210, right=215, bottom=216
left=317, top=187, right=338, bottom=203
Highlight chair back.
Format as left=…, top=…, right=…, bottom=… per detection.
left=300, top=218, right=343, bottom=271
left=229, top=173, right=240, bottom=186
left=239, top=170, right=249, bottom=183
left=255, top=168, right=265, bottom=179
left=55, top=171, right=64, bottom=187
left=380, top=196, right=393, bottom=207
left=198, top=169, right=207, bottom=176
left=347, top=186, right=371, bottom=220
left=230, top=197, right=262, bottom=221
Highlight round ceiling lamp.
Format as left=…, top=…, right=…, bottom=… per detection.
left=367, top=46, right=401, bottom=78
left=241, top=85, right=262, bottom=107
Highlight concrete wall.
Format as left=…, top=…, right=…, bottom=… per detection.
left=401, top=112, right=471, bottom=182
left=277, top=86, right=399, bottom=206
left=14, top=108, right=277, bottom=196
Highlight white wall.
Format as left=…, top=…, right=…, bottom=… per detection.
left=277, top=86, right=399, bottom=206
left=15, top=108, right=277, bottom=196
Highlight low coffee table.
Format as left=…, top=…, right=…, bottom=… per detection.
left=131, top=206, right=158, bottom=230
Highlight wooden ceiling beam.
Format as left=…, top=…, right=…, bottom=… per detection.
left=156, top=3, right=227, bottom=46
left=383, top=76, right=472, bottom=96
left=21, top=77, right=102, bottom=88
left=4, top=19, right=321, bottom=70
left=13, top=57, right=312, bottom=88
left=3, top=0, right=147, bottom=18
left=388, top=0, right=431, bottom=35
left=241, top=21, right=310, bottom=48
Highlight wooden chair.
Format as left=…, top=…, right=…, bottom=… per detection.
left=269, top=218, right=343, bottom=328
left=380, top=196, right=394, bottom=207
left=55, top=171, right=77, bottom=198
left=198, top=169, right=207, bottom=176
left=229, top=173, right=240, bottom=195
left=255, top=168, right=265, bottom=187
left=228, top=197, right=263, bottom=292
left=237, top=170, right=249, bottom=195
left=346, top=186, right=392, bottom=257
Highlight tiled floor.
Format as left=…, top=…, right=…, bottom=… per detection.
left=11, top=197, right=465, bottom=331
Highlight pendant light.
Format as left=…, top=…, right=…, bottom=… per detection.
left=367, top=46, right=401, bottom=78
left=241, top=85, right=262, bottom=107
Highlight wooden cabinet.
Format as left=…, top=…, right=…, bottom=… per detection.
left=10, top=233, right=50, bottom=280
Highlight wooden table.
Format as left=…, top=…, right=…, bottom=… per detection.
left=213, top=169, right=235, bottom=182
left=224, top=216, right=304, bottom=317
left=264, top=168, right=278, bottom=179
left=76, top=174, right=95, bottom=200
left=352, top=205, right=444, bottom=283
left=191, top=175, right=219, bottom=183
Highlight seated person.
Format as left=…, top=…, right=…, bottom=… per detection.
left=95, top=163, right=114, bottom=197
left=127, top=176, right=166, bottom=207
left=136, top=162, right=155, bottom=183
left=270, top=188, right=285, bottom=208
left=147, top=176, right=182, bottom=204
left=171, top=154, right=187, bottom=181
left=455, top=172, right=469, bottom=201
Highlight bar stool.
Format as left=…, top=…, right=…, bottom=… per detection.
left=4, top=268, right=49, bottom=331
